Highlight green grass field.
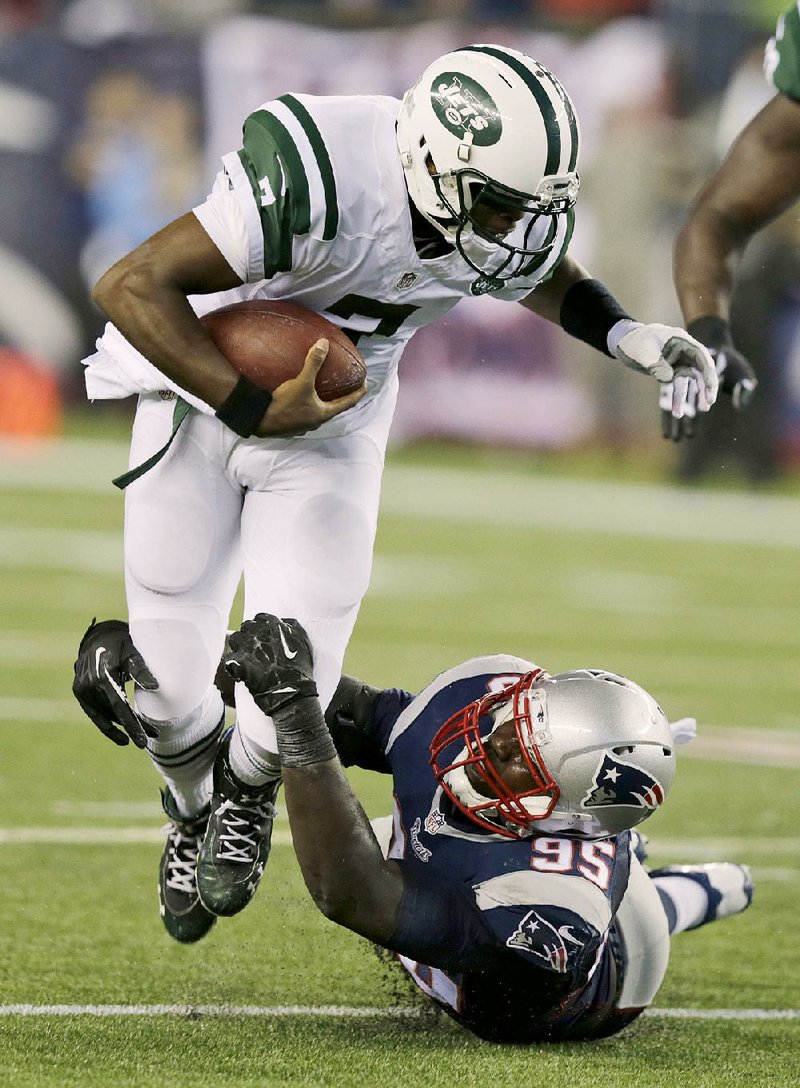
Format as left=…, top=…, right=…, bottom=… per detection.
left=0, top=426, right=798, bottom=1087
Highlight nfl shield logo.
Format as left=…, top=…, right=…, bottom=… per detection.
left=395, top=271, right=418, bottom=291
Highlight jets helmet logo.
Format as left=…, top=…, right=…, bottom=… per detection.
left=583, top=752, right=665, bottom=812
left=470, top=275, right=504, bottom=296
left=431, top=73, right=502, bottom=146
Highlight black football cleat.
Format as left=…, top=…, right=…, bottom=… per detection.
left=158, top=789, right=217, bottom=943
left=196, top=731, right=280, bottom=917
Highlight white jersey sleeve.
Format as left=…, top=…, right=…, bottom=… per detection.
left=192, top=171, right=249, bottom=282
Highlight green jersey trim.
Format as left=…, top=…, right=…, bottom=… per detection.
left=766, top=4, right=800, bottom=102
left=244, top=109, right=312, bottom=235
left=237, top=111, right=299, bottom=278
left=277, top=94, right=339, bottom=241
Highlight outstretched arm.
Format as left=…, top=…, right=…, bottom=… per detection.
left=75, top=618, right=391, bottom=773
left=519, top=254, right=719, bottom=425
left=666, top=94, right=800, bottom=437
left=674, top=93, right=800, bottom=325
left=225, top=614, right=405, bottom=943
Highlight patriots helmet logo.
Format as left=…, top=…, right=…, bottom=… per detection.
left=583, top=752, right=665, bottom=812
left=506, top=910, right=584, bottom=973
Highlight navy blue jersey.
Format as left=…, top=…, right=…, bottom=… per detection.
left=367, top=654, right=633, bottom=1043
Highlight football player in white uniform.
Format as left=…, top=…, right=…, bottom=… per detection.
left=73, top=613, right=752, bottom=1041
left=82, top=46, right=719, bottom=943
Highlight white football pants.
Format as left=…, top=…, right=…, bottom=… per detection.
left=124, top=393, right=385, bottom=752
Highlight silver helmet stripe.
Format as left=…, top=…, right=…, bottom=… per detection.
left=455, top=45, right=578, bottom=177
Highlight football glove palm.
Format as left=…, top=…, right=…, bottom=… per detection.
left=611, top=321, right=719, bottom=424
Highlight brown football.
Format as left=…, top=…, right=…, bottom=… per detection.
left=200, top=299, right=366, bottom=401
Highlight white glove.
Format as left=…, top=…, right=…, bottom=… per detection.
left=669, top=716, right=697, bottom=746
left=609, top=320, right=719, bottom=419
left=660, top=378, right=700, bottom=439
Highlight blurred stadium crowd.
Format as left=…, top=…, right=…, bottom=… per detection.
left=1, top=0, right=797, bottom=480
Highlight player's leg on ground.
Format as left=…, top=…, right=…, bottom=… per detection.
left=650, top=863, right=753, bottom=934
left=613, top=853, right=671, bottom=1013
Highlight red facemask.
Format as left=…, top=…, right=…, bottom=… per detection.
left=429, top=670, right=560, bottom=838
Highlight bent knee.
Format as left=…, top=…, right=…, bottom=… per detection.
left=126, top=486, right=221, bottom=595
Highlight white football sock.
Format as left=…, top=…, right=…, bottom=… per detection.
left=651, top=874, right=709, bottom=935
left=228, top=723, right=281, bottom=787
left=143, top=689, right=225, bottom=818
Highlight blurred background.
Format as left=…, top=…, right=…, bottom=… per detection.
left=1, top=8, right=799, bottom=1075
left=1, top=0, right=799, bottom=483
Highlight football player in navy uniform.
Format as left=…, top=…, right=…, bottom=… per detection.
left=82, top=46, right=720, bottom=944
left=73, top=614, right=752, bottom=1042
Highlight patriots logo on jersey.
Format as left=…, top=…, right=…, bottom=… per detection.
left=506, top=910, right=584, bottom=973
left=583, top=752, right=665, bottom=812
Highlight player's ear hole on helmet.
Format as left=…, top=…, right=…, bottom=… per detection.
left=612, top=744, right=673, bottom=757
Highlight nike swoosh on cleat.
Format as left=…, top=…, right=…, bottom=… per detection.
left=278, top=626, right=298, bottom=660
left=94, top=647, right=106, bottom=676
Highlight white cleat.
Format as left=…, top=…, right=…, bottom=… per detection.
left=650, top=862, right=753, bottom=928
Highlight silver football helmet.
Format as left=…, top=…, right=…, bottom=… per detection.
left=430, top=669, right=676, bottom=840
left=397, top=45, right=580, bottom=284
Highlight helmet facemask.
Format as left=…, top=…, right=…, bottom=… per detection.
left=429, top=670, right=559, bottom=839
left=429, top=668, right=676, bottom=841
left=433, top=167, right=579, bottom=283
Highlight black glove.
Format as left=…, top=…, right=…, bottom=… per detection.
left=225, top=614, right=318, bottom=717
left=661, top=315, right=757, bottom=441
left=72, top=618, right=159, bottom=748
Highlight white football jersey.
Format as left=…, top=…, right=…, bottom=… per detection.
left=84, top=93, right=573, bottom=440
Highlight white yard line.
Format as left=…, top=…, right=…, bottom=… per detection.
left=0, top=697, right=79, bottom=721
left=3, top=695, right=798, bottom=767
left=0, top=1003, right=795, bottom=1020
left=381, top=466, right=800, bottom=548
left=0, top=823, right=796, bottom=883
left=2, top=438, right=800, bottom=548
left=0, top=526, right=121, bottom=573
left=0, top=827, right=292, bottom=845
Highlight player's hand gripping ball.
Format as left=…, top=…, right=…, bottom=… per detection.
left=200, top=299, right=366, bottom=400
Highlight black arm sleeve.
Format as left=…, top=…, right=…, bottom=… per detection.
left=559, top=278, right=632, bottom=357
left=324, top=674, right=392, bottom=773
